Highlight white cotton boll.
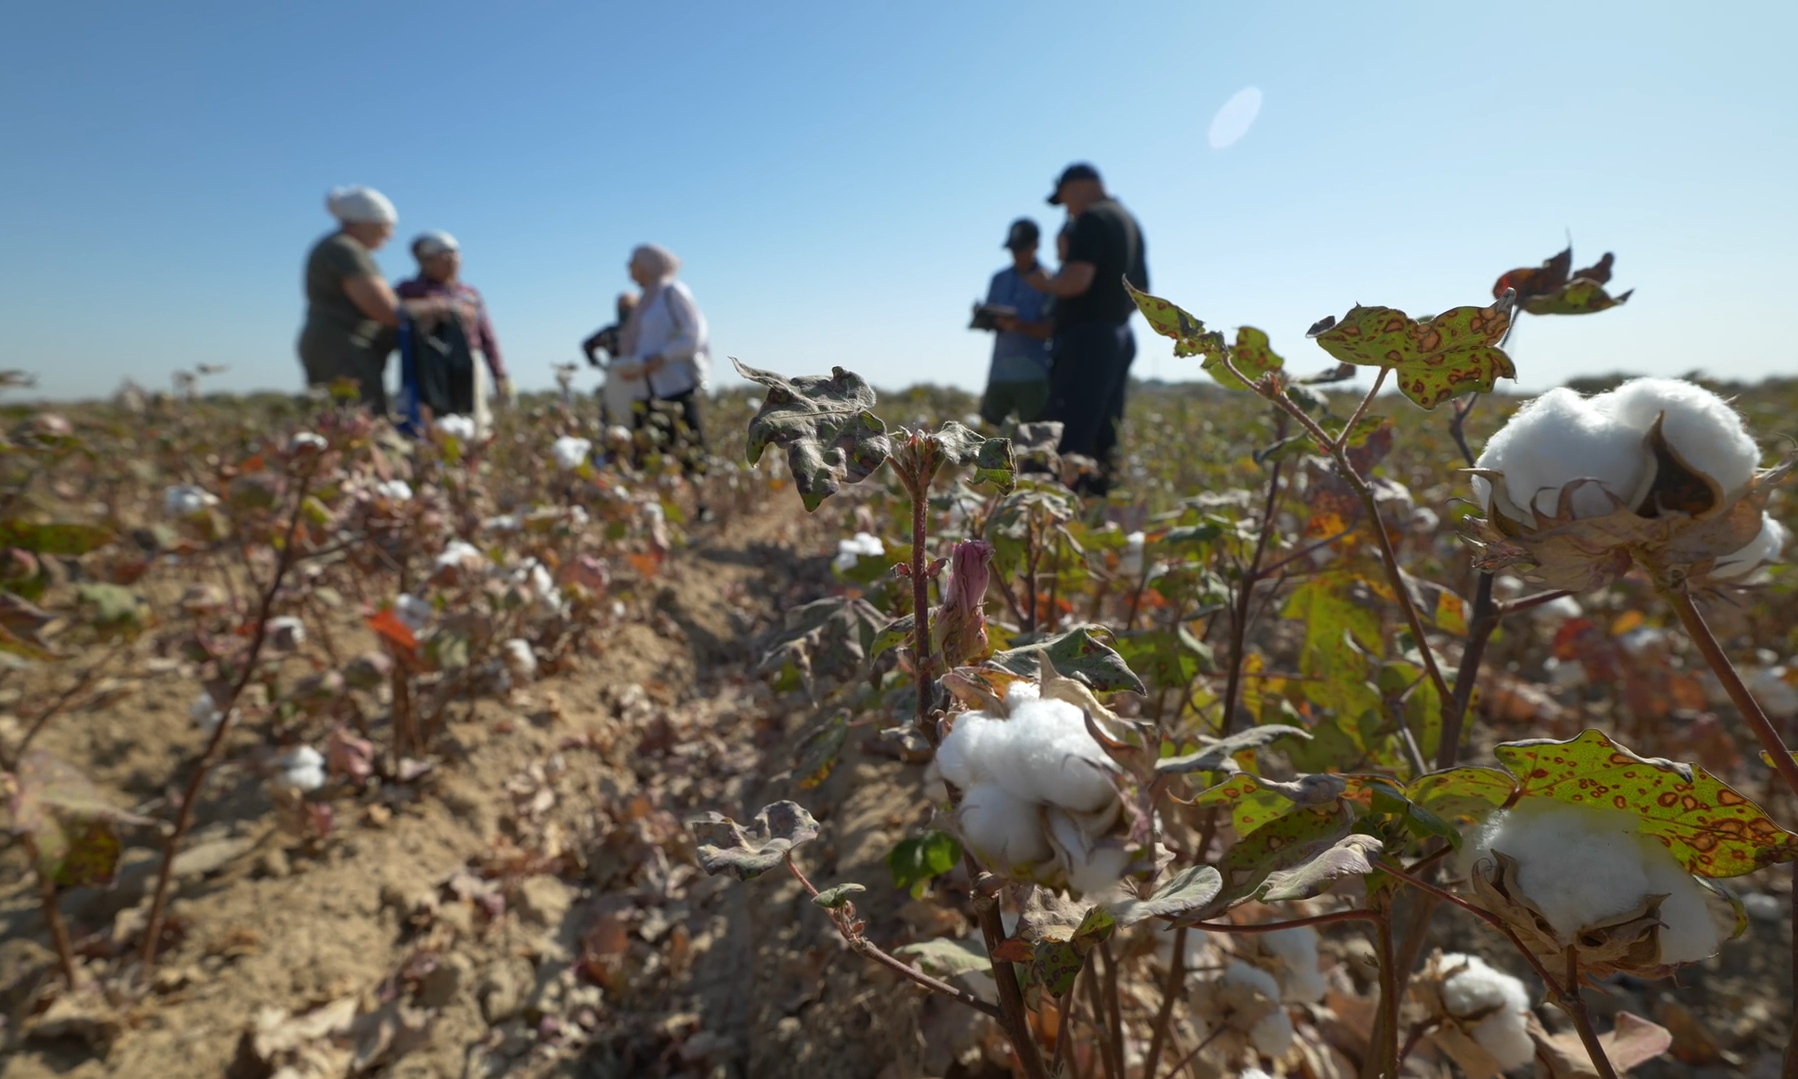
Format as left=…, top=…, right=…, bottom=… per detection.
left=936, top=712, right=1003, bottom=788
left=435, top=540, right=484, bottom=573
left=482, top=514, right=520, bottom=534
left=1064, top=844, right=1131, bottom=898
left=1412, top=506, right=1441, bottom=533
left=1004, top=681, right=1041, bottom=708
left=1713, top=515, right=1787, bottom=579
left=1543, top=656, right=1589, bottom=690
left=290, top=431, right=328, bottom=452
left=276, top=745, right=326, bottom=792
left=1226, top=960, right=1294, bottom=1058
left=1439, top=953, right=1534, bottom=1070
left=1261, top=927, right=1327, bottom=1004
left=1119, top=532, right=1146, bottom=578
left=190, top=691, right=225, bottom=733
left=832, top=532, right=885, bottom=572
left=163, top=484, right=219, bottom=517
left=395, top=594, right=434, bottom=633
left=568, top=505, right=590, bottom=529
left=959, top=783, right=1051, bottom=870
left=551, top=436, right=593, bottom=470
left=1602, top=378, right=1760, bottom=498
left=1531, top=594, right=1584, bottom=626
left=374, top=479, right=413, bottom=501
left=1473, top=388, right=1648, bottom=519
left=435, top=414, right=476, bottom=440
left=1241, top=1071, right=1273, bottom=1079
left=990, top=697, right=1118, bottom=812
left=605, top=424, right=633, bottom=445
left=501, top=638, right=538, bottom=682
left=1458, top=800, right=1721, bottom=963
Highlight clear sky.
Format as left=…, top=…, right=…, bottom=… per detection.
left=2, top=2, right=1793, bottom=401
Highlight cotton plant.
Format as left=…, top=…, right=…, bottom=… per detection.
left=1468, top=377, right=1785, bottom=591
left=163, top=484, right=219, bottom=518
left=934, top=675, right=1136, bottom=897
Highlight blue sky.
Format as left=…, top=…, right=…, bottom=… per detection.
left=1, top=2, right=1793, bottom=401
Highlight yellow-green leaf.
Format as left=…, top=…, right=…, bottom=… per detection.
left=1307, top=296, right=1516, bottom=409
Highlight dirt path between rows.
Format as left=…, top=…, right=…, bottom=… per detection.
left=1, top=500, right=960, bottom=1079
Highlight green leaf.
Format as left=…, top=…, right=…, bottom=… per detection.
left=1189, top=771, right=1350, bottom=838
left=1222, top=326, right=1286, bottom=391
left=1108, top=865, right=1225, bottom=926
left=1407, top=766, right=1516, bottom=824
left=930, top=421, right=1016, bottom=494
left=1031, top=938, right=1085, bottom=996
left=732, top=359, right=893, bottom=511
left=989, top=625, right=1145, bottom=694
left=812, top=882, right=866, bottom=909
left=1258, top=833, right=1384, bottom=902
left=1155, top=725, right=1311, bottom=777
left=1124, top=282, right=1226, bottom=363
left=7, top=750, right=150, bottom=887
left=1493, top=729, right=1798, bottom=877
left=687, top=801, right=821, bottom=881
left=888, top=830, right=962, bottom=899
left=1306, top=296, right=1517, bottom=409
left=1113, top=629, right=1212, bottom=695
left=0, top=521, right=115, bottom=556
left=895, top=937, right=991, bottom=978
left=1522, top=278, right=1633, bottom=316
left=794, top=711, right=850, bottom=790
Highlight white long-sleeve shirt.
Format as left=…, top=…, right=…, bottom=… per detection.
left=622, top=280, right=709, bottom=399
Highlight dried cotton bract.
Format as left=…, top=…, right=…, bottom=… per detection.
left=935, top=680, right=1130, bottom=896
left=1457, top=798, right=1722, bottom=975
left=1468, top=378, right=1783, bottom=591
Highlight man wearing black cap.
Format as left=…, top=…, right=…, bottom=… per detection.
left=1025, top=163, right=1148, bottom=495
left=973, top=218, right=1055, bottom=425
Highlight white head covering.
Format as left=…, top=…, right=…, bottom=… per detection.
left=630, top=243, right=681, bottom=281
left=326, top=185, right=398, bottom=225
left=412, top=230, right=459, bottom=258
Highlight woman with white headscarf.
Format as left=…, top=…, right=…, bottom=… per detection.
left=614, top=243, right=711, bottom=471
left=297, top=186, right=465, bottom=411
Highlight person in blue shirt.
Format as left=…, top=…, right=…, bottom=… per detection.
left=975, top=218, right=1055, bottom=425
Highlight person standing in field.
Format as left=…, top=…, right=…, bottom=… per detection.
left=582, top=291, right=644, bottom=428
left=975, top=218, right=1055, bottom=425
left=296, top=186, right=465, bottom=412
left=1025, top=163, right=1148, bottom=496
left=395, top=231, right=512, bottom=433
left=614, top=245, right=710, bottom=473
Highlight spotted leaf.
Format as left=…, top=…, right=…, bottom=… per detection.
left=1307, top=295, right=1517, bottom=409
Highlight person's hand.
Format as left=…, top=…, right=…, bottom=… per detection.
left=616, top=363, right=645, bottom=382
left=496, top=377, right=515, bottom=405
left=644, top=354, right=667, bottom=374
left=994, top=314, right=1020, bottom=333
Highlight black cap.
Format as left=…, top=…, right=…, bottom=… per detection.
left=1003, top=218, right=1040, bottom=250
left=1046, top=162, right=1101, bottom=205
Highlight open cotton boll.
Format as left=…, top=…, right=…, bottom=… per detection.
left=1473, top=388, right=1648, bottom=519
left=551, top=436, right=593, bottom=470
left=276, top=746, right=326, bottom=792
left=1602, top=378, right=1760, bottom=498
left=290, top=431, right=328, bottom=452
left=435, top=415, right=476, bottom=441
left=959, top=783, right=1051, bottom=870
left=1439, top=953, right=1534, bottom=1070
left=191, top=691, right=226, bottom=733
left=501, top=638, right=538, bottom=682
left=1066, top=845, right=1131, bottom=898
left=1119, top=531, right=1146, bottom=577
left=832, top=532, right=885, bottom=571
left=163, top=484, right=219, bottom=518
left=1458, top=800, right=1721, bottom=962
left=935, top=712, right=1005, bottom=789
left=1224, top=961, right=1294, bottom=1058
left=394, top=594, right=434, bottom=633
left=1260, top=926, right=1327, bottom=1004
left=1712, top=515, right=1788, bottom=579
left=374, top=479, right=413, bottom=501
left=987, top=697, right=1119, bottom=812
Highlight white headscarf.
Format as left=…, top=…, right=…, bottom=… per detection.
left=618, top=244, right=682, bottom=358
left=631, top=243, right=681, bottom=281
left=326, top=186, right=398, bottom=225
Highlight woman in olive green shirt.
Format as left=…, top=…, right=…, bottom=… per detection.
left=298, top=186, right=464, bottom=411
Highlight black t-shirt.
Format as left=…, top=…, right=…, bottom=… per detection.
left=1059, top=198, right=1148, bottom=326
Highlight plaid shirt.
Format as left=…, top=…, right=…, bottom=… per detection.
left=395, top=277, right=507, bottom=380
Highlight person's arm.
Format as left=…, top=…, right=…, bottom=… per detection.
left=468, top=292, right=507, bottom=383
left=581, top=328, right=608, bottom=367
left=1013, top=317, right=1054, bottom=340
left=343, top=275, right=404, bottom=327
left=1023, top=260, right=1095, bottom=299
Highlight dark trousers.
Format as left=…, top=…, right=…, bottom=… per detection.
left=1048, top=321, right=1135, bottom=492
left=632, top=389, right=708, bottom=475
